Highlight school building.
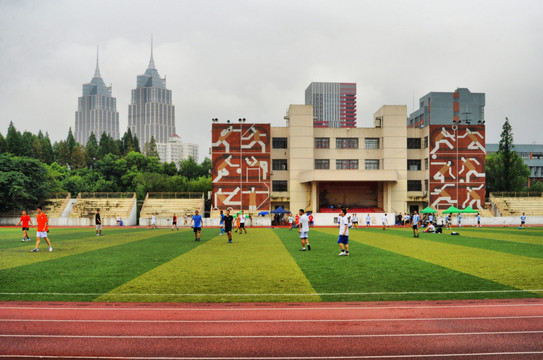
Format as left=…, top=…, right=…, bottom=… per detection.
left=211, top=89, right=486, bottom=216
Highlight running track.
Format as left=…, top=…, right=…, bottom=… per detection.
left=1, top=299, right=542, bottom=359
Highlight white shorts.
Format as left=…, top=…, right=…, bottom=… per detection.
left=96, top=224, right=102, bottom=231
left=299, top=231, right=308, bottom=239
left=37, top=231, right=48, bottom=238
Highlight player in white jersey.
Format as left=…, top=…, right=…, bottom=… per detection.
left=366, top=214, right=371, bottom=228
left=298, top=209, right=311, bottom=251
left=381, top=214, right=387, bottom=230
left=338, top=208, right=350, bottom=256
left=351, top=214, right=359, bottom=229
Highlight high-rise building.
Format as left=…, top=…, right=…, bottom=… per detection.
left=156, top=134, right=199, bottom=166
left=74, top=50, right=119, bottom=145
left=128, top=42, right=175, bottom=147
left=305, top=82, right=356, bottom=128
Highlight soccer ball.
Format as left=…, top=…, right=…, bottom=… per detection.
left=519, top=226, right=522, bottom=229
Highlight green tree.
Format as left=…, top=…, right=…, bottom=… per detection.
left=54, top=141, right=71, bottom=167
left=41, top=133, right=55, bottom=164
left=125, top=151, right=148, bottom=171
left=66, top=127, right=78, bottom=155
left=0, top=133, right=6, bottom=153
left=98, top=132, right=120, bottom=158
left=161, top=161, right=178, bottom=176
left=70, top=145, right=87, bottom=170
left=178, top=157, right=200, bottom=179
left=133, top=135, right=141, bottom=153
left=5, top=122, right=22, bottom=155
left=121, top=129, right=136, bottom=156
left=20, top=131, right=35, bottom=158
left=85, top=132, right=99, bottom=168
left=486, top=118, right=530, bottom=193
left=144, top=136, right=159, bottom=158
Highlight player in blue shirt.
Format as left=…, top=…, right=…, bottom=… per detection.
left=520, top=213, right=526, bottom=229
left=457, top=213, right=462, bottom=228
left=412, top=210, right=420, bottom=238
left=219, top=210, right=225, bottom=235
left=477, top=213, right=481, bottom=228
left=190, top=210, right=203, bottom=241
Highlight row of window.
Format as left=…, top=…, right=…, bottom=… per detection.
left=407, top=137, right=429, bottom=149
left=272, top=158, right=428, bottom=171
left=272, top=137, right=380, bottom=150
left=272, top=180, right=428, bottom=193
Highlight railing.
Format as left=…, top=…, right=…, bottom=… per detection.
left=491, top=192, right=543, bottom=198
left=79, top=192, right=136, bottom=199
left=147, top=192, right=204, bottom=199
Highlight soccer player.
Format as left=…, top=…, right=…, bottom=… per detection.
left=219, top=210, right=225, bottom=235
left=520, top=212, right=526, bottom=229
left=287, top=213, right=294, bottom=231
left=477, top=212, right=481, bottom=228
left=298, top=209, right=310, bottom=251
left=308, top=213, right=314, bottom=227
left=382, top=213, right=387, bottom=230
left=16, top=210, right=33, bottom=242
left=190, top=210, right=203, bottom=241
left=116, top=215, right=121, bottom=226
left=172, top=213, right=178, bottom=230
left=183, top=214, right=189, bottom=226
left=224, top=209, right=234, bottom=243
left=366, top=214, right=371, bottom=228
left=445, top=214, right=452, bottom=229
left=151, top=212, right=157, bottom=229
left=412, top=210, right=420, bottom=238
left=457, top=213, right=462, bottom=228
left=295, top=214, right=300, bottom=229
left=239, top=211, right=248, bottom=234
left=31, top=207, right=52, bottom=252
left=338, top=208, right=350, bottom=256
left=428, top=214, right=434, bottom=225
left=95, top=209, right=103, bottom=236
left=351, top=213, right=358, bottom=229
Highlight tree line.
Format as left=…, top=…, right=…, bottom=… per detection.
left=0, top=122, right=211, bottom=213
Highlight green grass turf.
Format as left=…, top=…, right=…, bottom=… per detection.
left=0, top=226, right=542, bottom=303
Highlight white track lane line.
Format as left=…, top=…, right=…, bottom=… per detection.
left=1, top=315, right=543, bottom=323
left=1, top=330, right=543, bottom=338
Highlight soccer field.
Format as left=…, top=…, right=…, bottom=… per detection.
left=0, top=226, right=542, bottom=303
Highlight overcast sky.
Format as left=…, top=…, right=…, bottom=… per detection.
left=1, top=0, right=542, bottom=161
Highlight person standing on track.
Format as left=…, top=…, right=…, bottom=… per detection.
left=150, top=212, right=158, bottom=229
left=298, top=209, right=310, bottom=251
left=338, top=208, right=350, bottom=256
left=520, top=212, right=526, bottom=229
left=412, top=210, right=420, bottom=238
left=31, top=207, right=52, bottom=252
left=351, top=213, right=358, bottom=229
left=477, top=212, right=481, bottom=228
left=172, top=213, right=178, bottom=231
left=382, top=213, right=387, bottom=230
left=190, top=210, right=203, bottom=241
left=224, top=209, right=234, bottom=243
left=95, top=209, right=103, bottom=236
left=16, top=210, right=33, bottom=242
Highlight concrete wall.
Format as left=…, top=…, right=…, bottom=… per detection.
left=140, top=217, right=272, bottom=227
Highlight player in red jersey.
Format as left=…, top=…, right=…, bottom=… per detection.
left=16, top=210, right=33, bottom=242
left=31, top=207, right=52, bottom=252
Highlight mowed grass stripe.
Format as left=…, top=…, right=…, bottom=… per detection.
left=330, top=227, right=543, bottom=293
left=97, top=229, right=318, bottom=303
left=0, top=229, right=208, bottom=302
left=0, top=228, right=183, bottom=271
left=276, top=228, right=526, bottom=302
left=456, top=227, right=543, bottom=245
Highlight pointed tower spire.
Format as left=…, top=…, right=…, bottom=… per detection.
left=148, top=35, right=156, bottom=70
left=94, top=45, right=101, bottom=78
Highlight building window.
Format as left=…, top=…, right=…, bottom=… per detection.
left=315, top=159, right=330, bottom=169
left=272, top=159, right=287, bottom=171
left=424, top=136, right=429, bottom=149
left=365, top=159, right=379, bottom=170
left=336, top=159, right=359, bottom=170
left=424, top=179, right=428, bottom=193
left=407, top=160, right=422, bottom=171
left=424, top=158, right=428, bottom=170
left=315, top=137, right=330, bottom=149
left=365, top=138, right=380, bottom=149
left=272, top=137, right=287, bottom=149
left=336, top=138, right=359, bottom=149
left=407, top=138, right=421, bottom=149
left=272, top=180, right=288, bottom=192
left=408, top=180, right=422, bottom=191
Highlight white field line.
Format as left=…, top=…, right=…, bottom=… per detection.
left=1, top=289, right=542, bottom=297
left=1, top=330, right=543, bottom=339
left=1, top=302, right=543, bottom=312
left=2, top=315, right=543, bottom=324
left=2, top=352, right=543, bottom=359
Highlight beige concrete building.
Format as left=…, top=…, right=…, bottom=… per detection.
left=270, top=104, right=429, bottom=214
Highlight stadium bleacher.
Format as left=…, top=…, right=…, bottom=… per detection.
left=492, top=196, right=543, bottom=216
left=140, top=193, right=204, bottom=219
left=70, top=193, right=136, bottom=220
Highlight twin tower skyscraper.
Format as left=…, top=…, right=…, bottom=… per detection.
left=74, top=43, right=175, bottom=147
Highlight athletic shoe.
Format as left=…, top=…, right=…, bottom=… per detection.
left=345, top=253, right=349, bottom=256
left=228, top=240, right=232, bottom=243
left=22, top=238, right=25, bottom=242
left=307, top=244, right=311, bottom=251
left=49, top=247, right=53, bottom=252
left=31, top=248, right=38, bottom=252
left=338, top=252, right=346, bottom=256
left=299, top=248, right=306, bottom=251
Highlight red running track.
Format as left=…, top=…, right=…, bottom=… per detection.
left=1, top=299, right=543, bottom=359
